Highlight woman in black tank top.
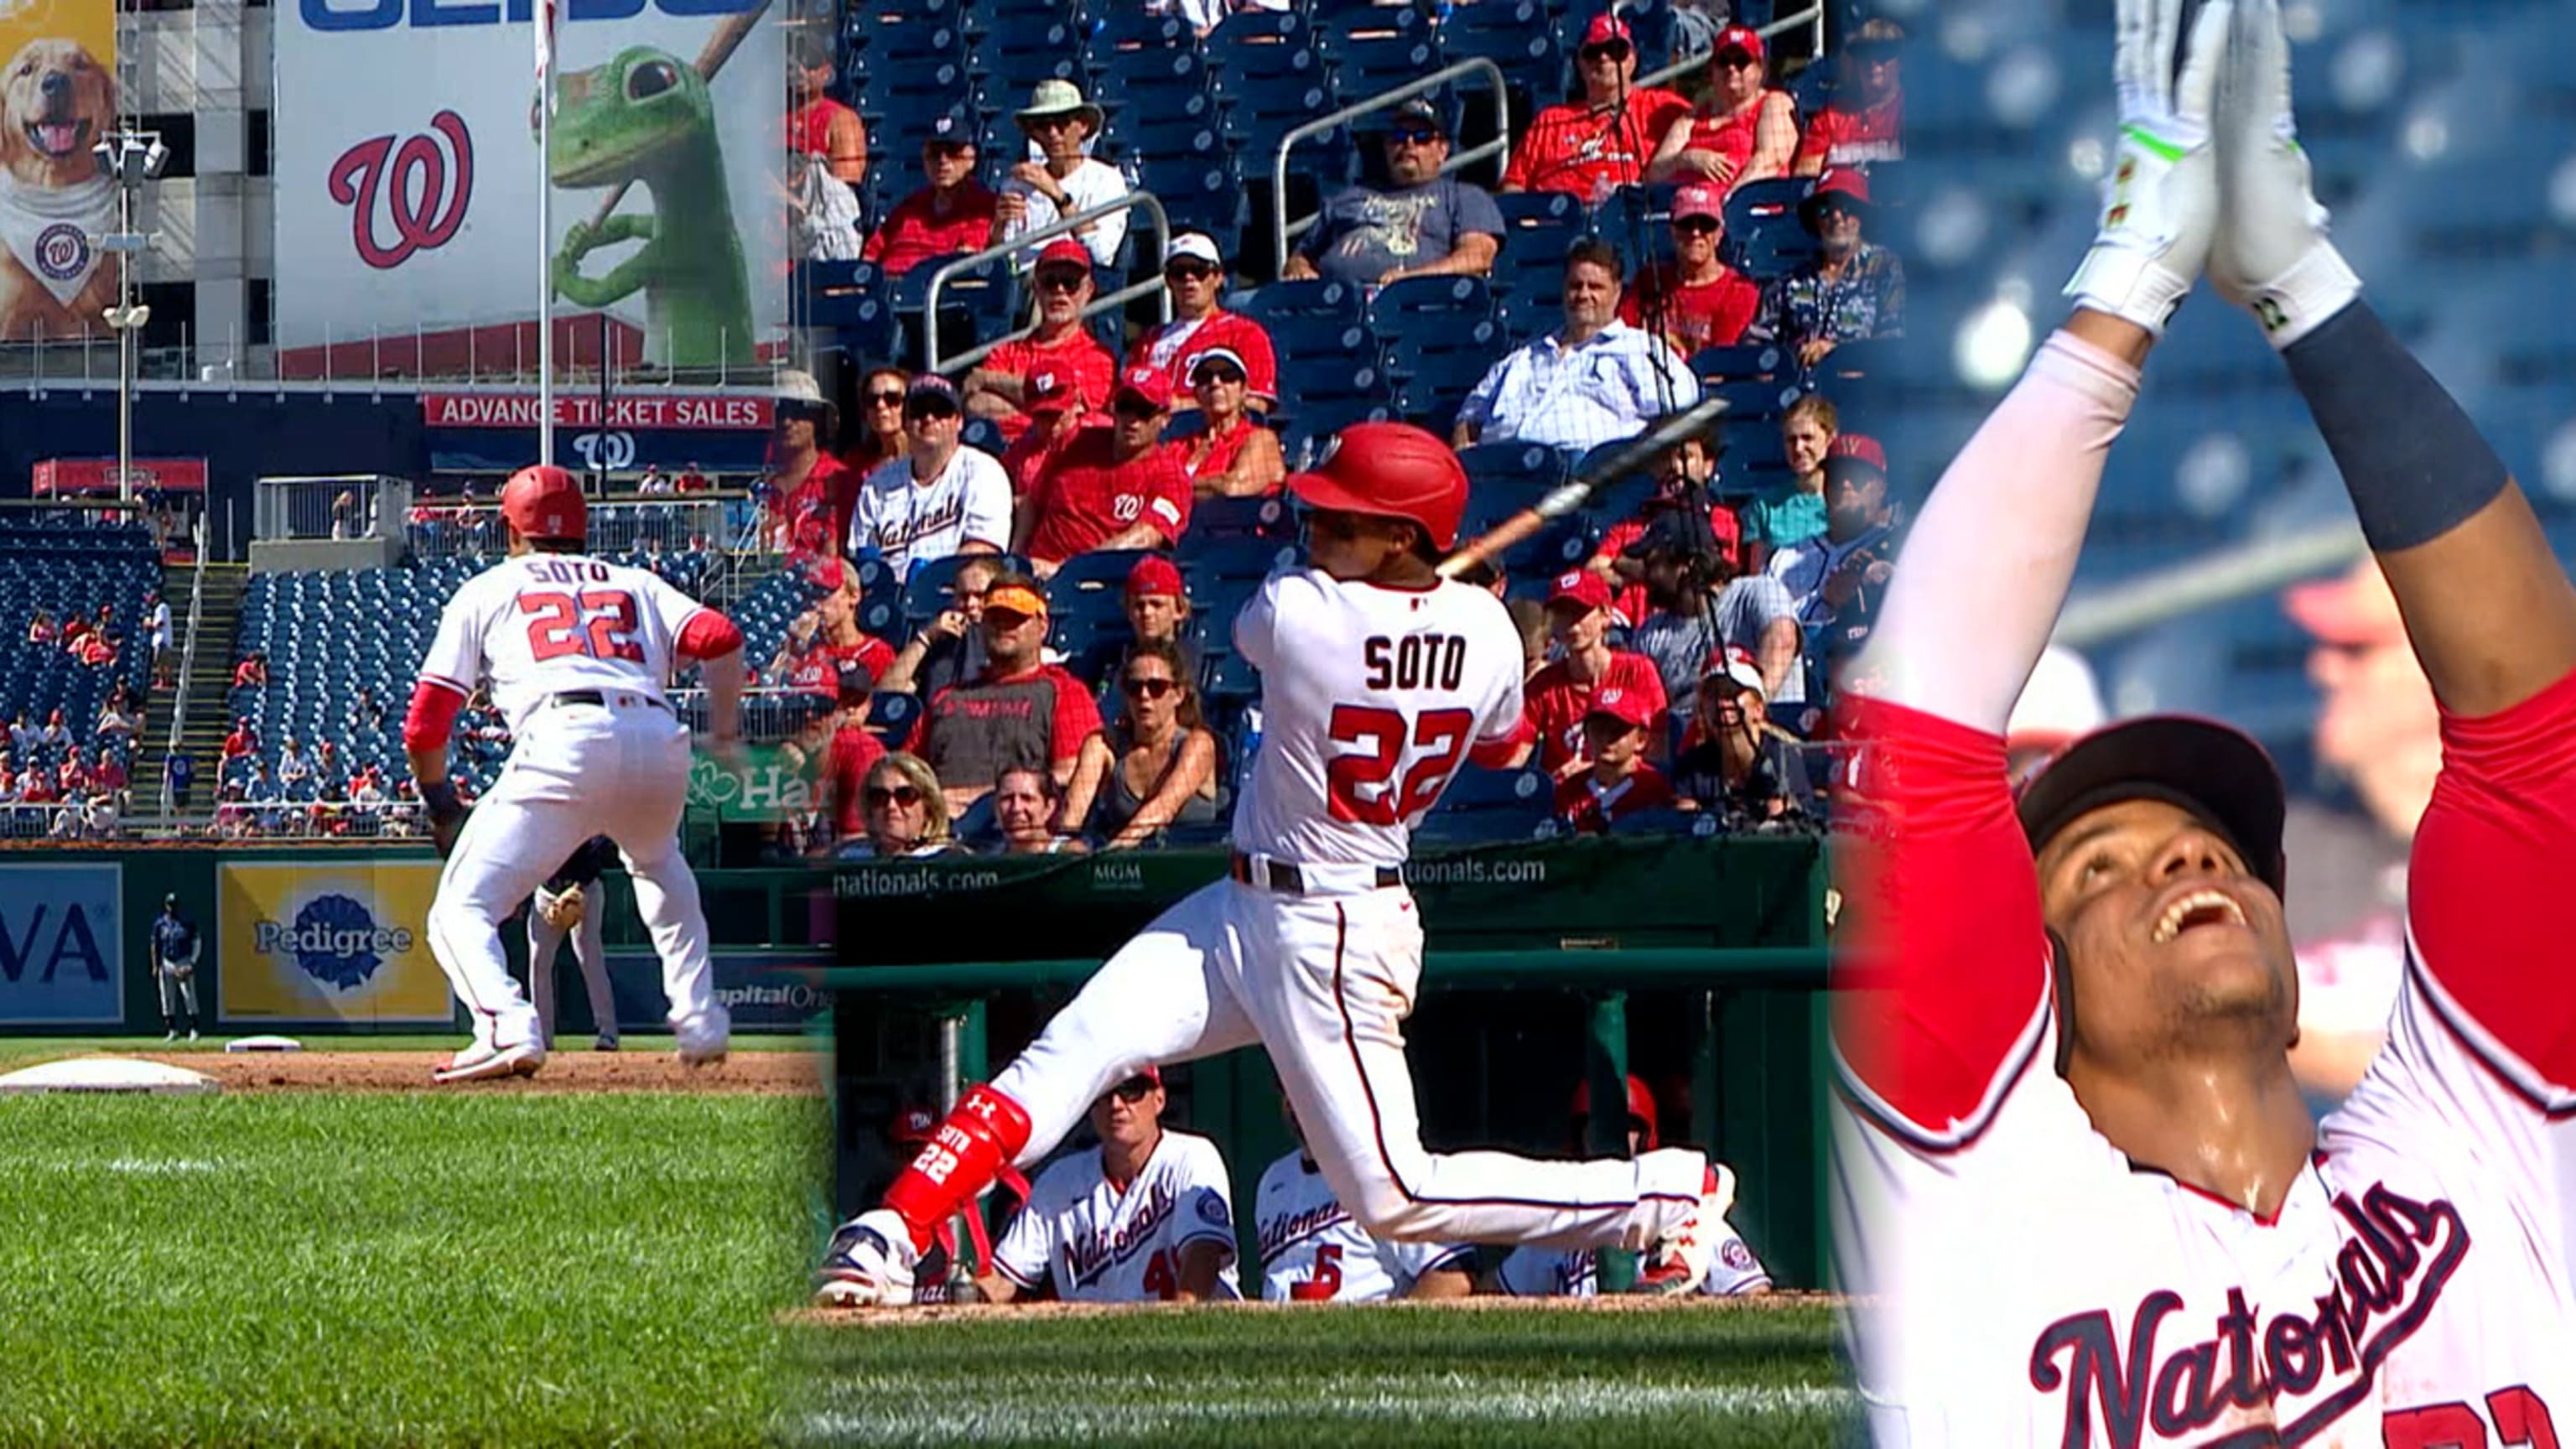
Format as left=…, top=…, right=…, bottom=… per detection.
left=1060, top=641, right=1221, bottom=848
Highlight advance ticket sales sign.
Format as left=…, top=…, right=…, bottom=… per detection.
left=273, top=0, right=785, bottom=377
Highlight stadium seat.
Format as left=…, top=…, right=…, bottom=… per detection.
left=1185, top=494, right=1296, bottom=543
left=1691, top=342, right=1789, bottom=387
left=1723, top=177, right=1816, bottom=280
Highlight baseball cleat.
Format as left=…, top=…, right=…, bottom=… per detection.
left=674, top=1005, right=730, bottom=1069
left=595, top=1034, right=620, bottom=1052
left=188, top=1030, right=200, bottom=1043
left=1637, top=1163, right=1737, bottom=1296
left=812, top=1209, right=917, bottom=1308
left=434, top=1040, right=546, bottom=1083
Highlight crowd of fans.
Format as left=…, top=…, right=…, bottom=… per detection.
left=0, top=588, right=165, bottom=840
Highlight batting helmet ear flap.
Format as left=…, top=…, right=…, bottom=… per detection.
left=2048, top=927, right=2076, bottom=1078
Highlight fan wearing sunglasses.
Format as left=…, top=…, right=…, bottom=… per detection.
left=1281, top=98, right=1503, bottom=289
left=1132, top=231, right=1277, bottom=411
left=963, top=238, right=1117, bottom=444
left=1792, top=17, right=1905, bottom=176
left=1645, top=22, right=1799, bottom=193
left=1060, top=641, right=1221, bottom=850
left=841, top=366, right=911, bottom=477
left=840, top=752, right=956, bottom=860
left=1174, top=348, right=1286, bottom=499
left=1500, top=14, right=1692, bottom=203
left=1619, top=184, right=1762, bottom=357
left=1014, top=367, right=1194, bottom=579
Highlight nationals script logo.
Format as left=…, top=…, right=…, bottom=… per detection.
left=328, top=111, right=475, bottom=269
left=2027, top=1181, right=2469, bottom=1447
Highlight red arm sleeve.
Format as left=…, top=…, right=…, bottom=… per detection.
left=1052, top=671, right=1104, bottom=766
left=1467, top=714, right=1535, bottom=769
left=1501, top=131, right=1535, bottom=191
left=402, top=678, right=468, bottom=753
left=676, top=610, right=745, bottom=660
left=1793, top=109, right=1837, bottom=168
left=2405, top=662, right=2576, bottom=1099
left=1243, top=323, right=1278, bottom=402
left=1831, top=695, right=2055, bottom=1151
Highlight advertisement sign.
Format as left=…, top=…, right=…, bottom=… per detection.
left=273, top=0, right=786, bottom=378
left=0, top=0, right=117, bottom=343
left=420, top=393, right=774, bottom=430
left=219, top=861, right=455, bottom=1026
left=0, top=863, right=122, bottom=1024
left=591, top=950, right=825, bottom=1032
left=33, top=457, right=210, bottom=495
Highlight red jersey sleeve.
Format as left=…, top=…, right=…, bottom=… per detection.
left=1076, top=343, right=1118, bottom=413
left=1793, top=108, right=1839, bottom=169
left=1831, top=695, right=2055, bottom=1151
left=1145, top=456, right=1193, bottom=543
left=1236, top=318, right=1279, bottom=402
left=1048, top=668, right=1104, bottom=766
left=2404, top=661, right=2576, bottom=1100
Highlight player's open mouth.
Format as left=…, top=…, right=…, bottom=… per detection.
left=2151, top=888, right=2247, bottom=944
left=26, top=116, right=91, bottom=158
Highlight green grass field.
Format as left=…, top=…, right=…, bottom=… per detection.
left=0, top=1080, right=822, bottom=1448
left=792, top=1303, right=1855, bottom=1448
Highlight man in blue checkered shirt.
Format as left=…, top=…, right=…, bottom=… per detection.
left=1452, top=237, right=1701, bottom=458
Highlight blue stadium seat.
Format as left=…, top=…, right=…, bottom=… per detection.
left=1725, top=177, right=1817, bottom=279
left=1691, top=342, right=1789, bottom=386
left=1437, top=0, right=1561, bottom=92
left=1367, top=275, right=1493, bottom=337
left=1317, top=12, right=1443, bottom=98
left=1186, top=494, right=1296, bottom=542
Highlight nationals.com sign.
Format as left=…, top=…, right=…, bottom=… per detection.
left=421, top=393, right=774, bottom=429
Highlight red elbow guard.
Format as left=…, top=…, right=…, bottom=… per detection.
left=402, top=679, right=466, bottom=753
left=881, top=1083, right=1033, bottom=1254
left=677, top=610, right=745, bottom=661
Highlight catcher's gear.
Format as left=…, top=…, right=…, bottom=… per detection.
left=422, top=779, right=468, bottom=859
left=534, top=883, right=587, bottom=930
left=2061, top=0, right=2231, bottom=336
left=1283, top=421, right=1470, bottom=550
left=500, top=464, right=586, bottom=542
left=2209, top=0, right=2361, bottom=347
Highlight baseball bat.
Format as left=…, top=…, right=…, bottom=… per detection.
left=1436, top=392, right=1737, bottom=579
left=582, top=0, right=775, bottom=230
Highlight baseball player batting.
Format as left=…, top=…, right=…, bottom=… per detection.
left=814, top=422, right=1732, bottom=1306
left=1833, top=0, right=2576, bottom=1439
left=527, top=834, right=620, bottom=1052
left=403, top=464, right=745, bottom=1083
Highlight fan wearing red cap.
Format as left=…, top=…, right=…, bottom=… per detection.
left=816, top=421, right=1740, bottom=1311
left=1619, top=183, right=1763, bottom=356
left=1645, top=23, right=1798, bottom=194
left=1500, top=13, right=1693, bottom=203
left=1524, top=568, right=1670, bottom=776
left=1553, top=682, right=1677, bottom=834
left=1015, top=366, right=1195, bottom=574
left=401, top=462, right=745, bottom=1084
left=1748, top=169, right=1905, bottom=371
left=962, top=238, right=1117, bottom=444
left=1794, top=18, right=1906, bottom=175
left=996, top=365, right=1102, bottom=500
left=1121, top=554, right=1197, bottom=667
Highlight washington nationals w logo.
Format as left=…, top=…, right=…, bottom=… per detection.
left=328, top=111, right=474, bottom=269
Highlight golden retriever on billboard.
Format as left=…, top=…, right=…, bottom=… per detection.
left=0, top=36, right=118, bottom=341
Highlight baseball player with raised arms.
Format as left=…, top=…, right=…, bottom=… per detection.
left=1255, top=1099, right=1473, bottom=1302
left=404, top=464, right=745, bottom=1083
left=978, top=1068, right=1240, bottom=1304
left=815, top=422, right=1732, bottom=1306
left=1831, top=0, right=2576, bottom=1438
left=526, top=834, right=620, bottom=1052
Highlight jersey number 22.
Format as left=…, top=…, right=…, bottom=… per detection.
left=1325, top=706, right=1474, bottom=826
left=519, top=590, right=643, bottom=663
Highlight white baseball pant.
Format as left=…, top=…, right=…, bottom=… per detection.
left=527, top=901, right=614, bottom=1048
left=427, top=703, right=717, bottom=1051
left=156, top=953, right=200, bottom=1023
left=989, top=875, right=1707, bottom=1250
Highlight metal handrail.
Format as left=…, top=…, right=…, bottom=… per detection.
left=1270, top=57, right=1514, bottom=267
left=922, top=190, right=1176, bottom=377
left=158, top=516, right=207, bottom=826
left=1629, top=3, right=1832, bottom=96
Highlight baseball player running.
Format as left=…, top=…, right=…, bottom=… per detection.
left=1832, top=0, right=2576, bottom=1439
left=151, top=893, right=200, bottom=1042
left=404, top=464, right=745, bottom=1083
left=527, top=835, right=620, bottom=1052
left=815, top=422, right=1732, bottom=1307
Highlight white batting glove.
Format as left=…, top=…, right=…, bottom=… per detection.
left=2062, top=0, right=2233, bottom=336
left=2209, top=0, right=2363, bottom=347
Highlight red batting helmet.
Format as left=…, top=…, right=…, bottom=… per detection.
left=501, top=465, right=586, bottom=542
left=1285, top=421, right=1469, bottom=551
left=1571, top=1074, right=1659, bottom=1150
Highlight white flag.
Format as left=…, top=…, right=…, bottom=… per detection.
left=535, top=0, right=558, bottom=86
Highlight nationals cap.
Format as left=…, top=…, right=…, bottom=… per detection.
left=1826, top=432, right=1888, bottom=483
left=1548, top=568, right=1615, bottom=612
left=1581, top=13, right=1632, bottom=49
left=1036, top=238, right=1094, bottom=274
left=1586, top=683, right=1657, bottom=730
left=1026, top=367, right=1079, bottom=415
left=1672, top=183, right=1727, bottom=224
left=1124, top=554, right=1187, bottom=599
left=1114, top=365, right=1175, bottom=412
left=1712, top=23, right=1765, bottom=63
left=2014, top=716, right=2288, bottom=896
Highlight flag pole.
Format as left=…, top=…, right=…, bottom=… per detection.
left=536, top=0, right=556, bottom=469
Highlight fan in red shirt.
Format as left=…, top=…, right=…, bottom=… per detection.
left=1645, top=24, right=1800, bottom=195
left=75, top=631, right=117, bottom=667
left=818, top=659, right=889, bottom=844
left=1552, top=686, right=1675, bottom=834
left=766, top=369, right=859, bottom=562
left=783, top=565, right=898, bottom=699
left=863, top=114, right=1003, bottom=278
left=785, top=31, right=867, bottom=187
left=1524, top=569, right=1670, bottom=776
left=1589, top=432, right=1741, bottom=625
left=1620, top=184, right=1762, bottom=357
left=1792, top=18, right=1905, bottom=175
left=964, top=240, right=1117, bottom=444
left=1167, top=347, right=1288, bottom=497
left=1129, top=231, right=1278, bottom=408
left=1015, top=366, right=1193, bottom=576
left=222, top=717, right=257, bottom=760
left=997, top=366, right=1101, bottom=499
left=1500, top=15, right=1693, bottom=204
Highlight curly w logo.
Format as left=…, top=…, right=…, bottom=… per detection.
left=329, top=111, right=474, bottom=269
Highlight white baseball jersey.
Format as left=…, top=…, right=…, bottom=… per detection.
left=1231, top=568, right=1524, bottom=869
left=849, top=448, right=1012, bottom=581
left=1493, top=1225, right=1770, bottom=1299
left=991, top=1129, right=1242, bottom=1303
left=1253, top=1150, right=1472, bottom=1302
left=418, top=553, right=709, bottom=735
left=1834, top=691, right=2576, bottom=1446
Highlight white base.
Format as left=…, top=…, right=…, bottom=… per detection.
left=224, top=1036, right=304, bottom=1053
left=0, top=1057, right=220, bottom=1094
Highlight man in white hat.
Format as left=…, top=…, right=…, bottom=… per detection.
left=998, top=80, right=1128, bottom=269
left=1130, top=231, right=1277, bottom=411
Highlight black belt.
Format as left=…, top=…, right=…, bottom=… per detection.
left=553, top=690, right=672, bottom=713
left=1229, top=853, right=1402, bottom=895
